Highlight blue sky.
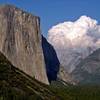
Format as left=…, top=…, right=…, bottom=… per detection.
left=0, top=0, right=100, bottom=37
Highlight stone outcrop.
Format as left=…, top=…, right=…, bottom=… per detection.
left=0, top=5, right=49, bottom=84
left=58, top=66, right=77, bottom=85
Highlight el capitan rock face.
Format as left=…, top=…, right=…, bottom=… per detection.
left=0, top=5, right=49, bottom=84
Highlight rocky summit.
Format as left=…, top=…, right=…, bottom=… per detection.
left=0, top=5, right=49, bottom=84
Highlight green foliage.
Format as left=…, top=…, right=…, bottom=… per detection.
left=0, top=52, right=100, bottom=100
left=0, top=52, right=58, bottom=100
left=49, top=83, right=100, bottom=100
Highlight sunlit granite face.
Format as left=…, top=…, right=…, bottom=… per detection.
left=0, top=5, right=49, bottom=84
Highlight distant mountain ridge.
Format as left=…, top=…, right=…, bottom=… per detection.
left=71, top=48, right=100, bottom=84
left=57, top=48, right=100, bottom=85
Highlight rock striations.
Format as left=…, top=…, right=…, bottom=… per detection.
left=0, top=5, right=49, bottom=84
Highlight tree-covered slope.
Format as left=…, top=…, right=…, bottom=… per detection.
left=0, top=52, right=59, bottom=100
left=0, top=41, right=100, bottom=100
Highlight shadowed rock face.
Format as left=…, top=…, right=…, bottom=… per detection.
left=0, top=5, right=49, bottom=84
left=42, top=36, right=60, bottom=82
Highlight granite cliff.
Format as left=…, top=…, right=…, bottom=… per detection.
left=0, top=5, right=49, bottom=84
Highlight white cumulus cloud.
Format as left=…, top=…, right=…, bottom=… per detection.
left=47, top=15, right=100, bottom=73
